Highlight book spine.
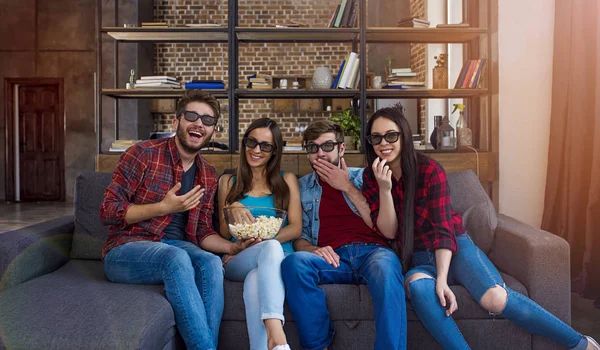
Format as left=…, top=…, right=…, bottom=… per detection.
left=184, top=83, right=225, bottom=89
left=329, top=4, right=341, bottom=28
left=332, top=59, right=346, bottom=88
left=340, top=0, right=355, bottom=28
left=454, top=60, right=470, bottom=88
left=473, top=59, right=486, bottom=88
left=468, top=59, right=482, bottom=88
left=334, top=0, right=348, bottom=28
left=461, top=60, right=477, bottom=89
left=339, top=52, right=358, bottom=88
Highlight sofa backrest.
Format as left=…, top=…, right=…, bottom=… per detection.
left=446, top=170, right=498, bottom=254
left=71, top=172, right=112, bottom=260
left=71, top=169, right=497, bottom=260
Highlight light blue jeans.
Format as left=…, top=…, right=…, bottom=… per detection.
left=406, top=233, right=588, bottom=350
left=104, top=239, right=224, bottom=350
left=223, top=240, right=286, bottom=350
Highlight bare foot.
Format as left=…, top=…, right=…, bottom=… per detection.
left=265, top=319, right=288, bottom=349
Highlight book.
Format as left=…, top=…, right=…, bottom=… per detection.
left=328, top=4, right=341, bottom=28
left=134, top=83, right=181, bottom=89
left=454, top=61, right=470, bottom=88
left=334, top=0, right=349, bottom=28
left=345, top=58, right=360, bottom=89
left=184, top=23, right=223, bottom=27
left=135, top=79, right=180, bottom=85
left=339, top=0, right=355, bottom=28
left=184, top=82, right=225, bottom=89
left=140, top=76, right=177, bottom=81
left=331, top=59, right=346, bottom=88
left=436, top=23, right=470, bottom=28
left=338, top=52, right=358, bottom=89
left=391, top=68, right=412, bottom=74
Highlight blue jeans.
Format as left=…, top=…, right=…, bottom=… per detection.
left=405, top=233, right=587, bottom=350
left=281, top=244, right=406, bottom=350
left=104, top=239, right=224, bottom=350
left=223, top=240, right=286, bottom=350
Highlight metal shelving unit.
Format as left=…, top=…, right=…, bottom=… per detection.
left=97, top=0, right=492, bottom=155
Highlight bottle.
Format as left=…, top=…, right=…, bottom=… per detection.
left=430, top=115, right=442, bottom=149
left=453, top=104, right=472, bottom=148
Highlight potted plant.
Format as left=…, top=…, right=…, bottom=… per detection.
left=329, top=108, right=360, bottom=150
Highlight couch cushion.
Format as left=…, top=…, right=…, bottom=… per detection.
left=447, top=170, right=498, bottom=254
left=222, top=272, right=527, bottom=322
left=71, top=172, right=113, bottom=260
left=0, top=260, right=177, bottom=350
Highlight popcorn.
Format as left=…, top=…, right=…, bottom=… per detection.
left=228, top=215, right=284, bottom=240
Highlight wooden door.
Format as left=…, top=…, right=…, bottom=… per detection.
left=17, top=85, right=64, bottom=201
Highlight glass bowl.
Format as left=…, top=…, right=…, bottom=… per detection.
left=223, top=206, right=287, bottom=240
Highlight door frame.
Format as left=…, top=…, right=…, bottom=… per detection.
left=4, top=78, right=65, bottom=202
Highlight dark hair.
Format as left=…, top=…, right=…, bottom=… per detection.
left=176, top=90, right=221, bottom=120
left=225, top=118, right=290, bottom=210
left=302, top=120, right=344, bottom=146
left=365, top=106, right=425, bottom=271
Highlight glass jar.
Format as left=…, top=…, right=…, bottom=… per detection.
left=456, top=111, right=473, bottom=148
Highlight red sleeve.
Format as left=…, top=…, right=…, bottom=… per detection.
left=99, top=145, right=147, bottom=229
left=362, top=167, right=383, bottom=234
left=195, top=163, right=219, bottom=243
left=426, top=164, right=458, bottom=254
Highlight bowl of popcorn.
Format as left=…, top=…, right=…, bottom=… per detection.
left=223, top=206, right=287, bottom=240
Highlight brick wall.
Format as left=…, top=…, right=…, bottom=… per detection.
left=410, top=0, right=427, bottom=141
left=153, top=0, right=352, bottom=143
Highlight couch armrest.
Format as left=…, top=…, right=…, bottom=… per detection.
left=488, top=214, right=571, bottom=350
left=0, top=216, right=74, bottom=292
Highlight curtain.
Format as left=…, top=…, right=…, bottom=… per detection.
left=542, top=0, right=600, bottom=299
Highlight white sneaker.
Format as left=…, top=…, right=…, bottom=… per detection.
left=272, top=345, right=291, bottom=350
left=587, top=336, right=600, bottom=350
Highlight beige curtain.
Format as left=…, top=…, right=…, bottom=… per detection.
left=542, top=0, right=600, bottom=298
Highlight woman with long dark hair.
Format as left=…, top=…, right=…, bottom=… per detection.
left=217, top=118, right=301, bottom=350
left=362, top=106, right=599, bottom=350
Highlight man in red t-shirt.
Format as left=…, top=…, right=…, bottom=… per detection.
left=281, top=121, right=407, bottom=350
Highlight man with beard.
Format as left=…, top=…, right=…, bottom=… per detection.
left=281, top=120, right=407, bottom=350
left=100, top=90, right=254, bottom=350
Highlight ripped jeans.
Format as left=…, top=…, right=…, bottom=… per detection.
left=405, top=233, right=587, bottom=350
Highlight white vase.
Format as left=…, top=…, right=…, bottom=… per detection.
left=312, top=67, right=333, bottom=89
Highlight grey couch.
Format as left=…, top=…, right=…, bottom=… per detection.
left=0, top=170, right=571, bottom=350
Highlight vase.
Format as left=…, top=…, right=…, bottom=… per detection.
left=312, top=67, right=333, bottom=89
left=456, top=111, right=473, bottom=148
left=432, top=66, right=448, bottom=89
left=430, top=115, right=442, bottom=149
left=344, top=136, right=356, bottom=150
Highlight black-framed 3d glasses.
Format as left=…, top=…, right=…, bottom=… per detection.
left=243, top=137, right=275, bottom=153
left=180, top=111, right=217, bottom=126
left=304, top=141, right=341, bottom=154
left=366, top=131, right=401, bottom=145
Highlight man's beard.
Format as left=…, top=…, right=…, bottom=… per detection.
left=176, top=123, right=212, bottom=154
left=311, top=153, right=340, bottom=172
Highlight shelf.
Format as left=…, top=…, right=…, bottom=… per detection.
left=366, top=27, right=487, bottom=43
left=102, top=27, right=229, bottom=42
left=102, top=89, right=228, bottom=99
left=236, top=27, right=359, bottom=42
left=235, top=89, right=359, bottom=99
left=367, top=88, right=488, bottom=99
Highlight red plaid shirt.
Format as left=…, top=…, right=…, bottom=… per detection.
left=100, top=137, right=218, bottom=258
left=362, top=157, right=463, bottom=254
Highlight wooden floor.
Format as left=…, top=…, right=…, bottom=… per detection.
left=0, top=201, right=599, bottom=342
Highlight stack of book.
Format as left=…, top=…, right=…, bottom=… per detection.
left=328, top=0, right=359, bottom=28
left=385, top=68, right=425, bottom=89
left=141, top=22, right=168, bottom=28
left=247, top=74, right=272, bottom=89
left=454, top=59, right=486, bottom=89
left=135, top=76, right=181, bottom=89
left=332, top=51, right=360, bottom=89
left=184, top=80, right=225, bottom=89
left=397, top=17, right=430, bottom=28
left=109, top=139, right=142, bottom=152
